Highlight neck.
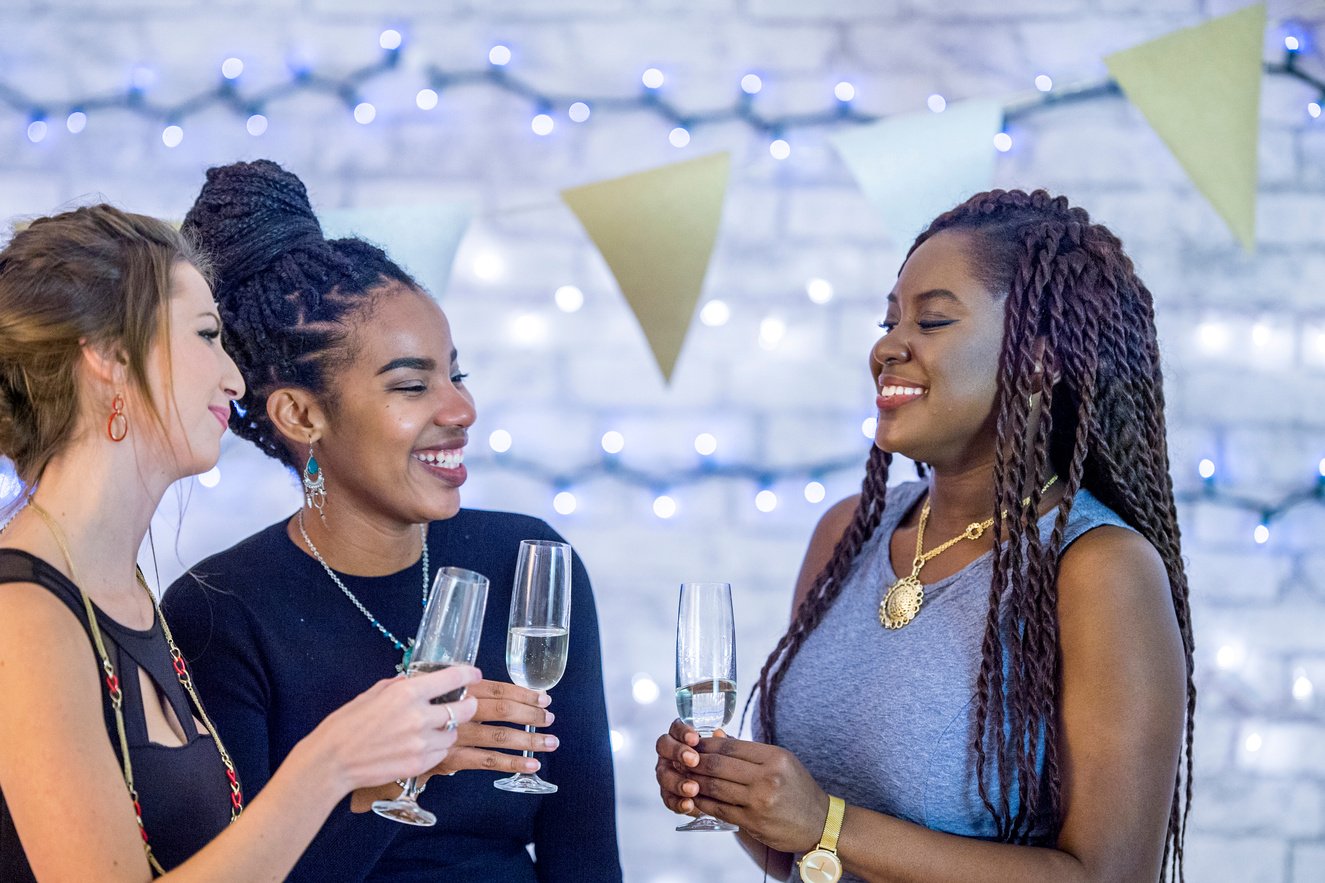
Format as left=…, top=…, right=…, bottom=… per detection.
left=291, top=500, right=423, bottom=577
left=924, top=455, right=1062, bottom=532
left=10, top=436, right=169, bottom=600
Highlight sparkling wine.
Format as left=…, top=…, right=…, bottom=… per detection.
left=408, top=660, right=467, bottom=704
left=675, top=678, right=737, bottom=734
left=505, top=626, right=569, bottom=691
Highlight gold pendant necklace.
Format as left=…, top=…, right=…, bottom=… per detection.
left=879, top=476, right=1058, bottom=630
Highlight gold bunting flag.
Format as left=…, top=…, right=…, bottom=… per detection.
left=1105, top=3, right=1266, bottom=251
left=560, top=152, right=731, bottom=384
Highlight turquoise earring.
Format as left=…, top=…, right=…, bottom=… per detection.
left=302, top=445, right=326, bottom=514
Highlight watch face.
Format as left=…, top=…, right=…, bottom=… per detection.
left=799, top=848, right=843, bottom=883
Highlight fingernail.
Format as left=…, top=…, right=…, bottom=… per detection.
left=537, top=692, right=552, bottom=707
left=544, top=711, right=555, bottom=725
left=524, top=759, right=541, bottom=772
left=684, top=751, right=698, bottom=766
left=542, top=735, right=559, bottom=749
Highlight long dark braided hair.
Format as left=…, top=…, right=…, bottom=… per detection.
left=181, top=159, right=418, bottom=470
left=749, top=189, right=1194, bottom=879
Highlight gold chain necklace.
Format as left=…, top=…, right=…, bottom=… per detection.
left=23, top=498, right=243, bottom=875
left=878, top=476, right=1058, bottom=630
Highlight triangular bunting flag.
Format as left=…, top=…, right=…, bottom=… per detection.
left=1106, top=3, right=1265, bottom=251
left=560, top=152, right=731, bottom=384
left=830, top=99, right=1003, bottom=246
left=320, top=203, right=473, bottom=297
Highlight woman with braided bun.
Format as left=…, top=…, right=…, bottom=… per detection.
left=0, top=205, right=478, bottom=881
left=655, top=189, right=1194, bottom=882
left=160, top=160, right=621, bottom=882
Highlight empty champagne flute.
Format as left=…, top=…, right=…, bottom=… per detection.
left=372, top=566, right=490, bottom=826
left=675, top=581, right=738, bottom=833
left=494, top=539, right=572, bottom=794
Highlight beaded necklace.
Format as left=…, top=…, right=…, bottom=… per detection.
left=296, top=510, right=429, bottom=671
left=24, top=498, right=243, bottom=876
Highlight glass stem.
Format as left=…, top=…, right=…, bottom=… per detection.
left=522, top=724, right=537, bottom=761
left=401, top=776, right=420, bottom=799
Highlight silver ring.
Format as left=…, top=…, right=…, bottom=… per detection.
left=444, top=703, right=458, bottom=732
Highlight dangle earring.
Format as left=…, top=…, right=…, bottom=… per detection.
left=302, top=444, right=327, bottom=517
left=107, top=394, right=128, bottom=442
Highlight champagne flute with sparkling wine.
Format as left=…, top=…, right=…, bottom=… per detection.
left=494, top=539, right=572, bottom=794
left=675, top=581, right=739, bottom=833
left=372, top=566, right=490, bottom=826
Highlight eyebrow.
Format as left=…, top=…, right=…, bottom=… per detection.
left=886, top=288, right=963, bottom=306
left=376, top=357, right=437, bottom=375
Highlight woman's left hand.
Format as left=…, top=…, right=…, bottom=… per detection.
left=686, top=732, right=831, bottom=854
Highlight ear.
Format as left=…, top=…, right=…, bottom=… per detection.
left=79, top=341, right=129, bottom=391
left=266, top=387, right=329, bottom=449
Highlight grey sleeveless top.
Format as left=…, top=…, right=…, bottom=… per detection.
left=760, top=481, right=1132, bottom=876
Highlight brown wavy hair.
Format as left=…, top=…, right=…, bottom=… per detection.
left=0, top=205, right=203, bottom=489
left=749, top=189, right=1194, bottom=879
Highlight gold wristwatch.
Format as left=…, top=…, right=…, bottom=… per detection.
left=798, top=795, right=845, bottom=883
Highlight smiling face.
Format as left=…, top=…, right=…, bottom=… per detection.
left=310, top=284, right=476, bottom=526
left=144, top=262, right=245, bottom=478
left=869, top=230, right=1007, bottom=471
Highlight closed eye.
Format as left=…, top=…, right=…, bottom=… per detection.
left=451, top=372, right=469, bottom=384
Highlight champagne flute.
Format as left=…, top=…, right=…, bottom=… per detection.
left=373, top=566, right=490, bottom=826
left=675, top=581, right=739, bottom=833
left=494, top=539, right=572, bottom=794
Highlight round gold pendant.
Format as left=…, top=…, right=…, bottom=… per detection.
left=879, top=575, right=924, bottom=629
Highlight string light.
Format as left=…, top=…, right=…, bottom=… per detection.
left=26, top=119, right=46, bottom=143
left=220, top=57, right=244, bottom=80
left=1292, top=671, right=1314, bottom=703
left=631, top=673, right=660, bottom=704
left=769, top=138, right=791, bottom=160
left=1216, top=643, right=1246, bottom=670
left=531, top=113, right=554, bottom=135
left=161, top=124, right=183, bottom=147
left=488, top=429, right=512, bottom=453
left=246, top=114, right=268, bottom=136
left=758, top=315, right=786, bottom=350
left=554, top=285, right=584, bottom=312
left=1253, top=522, right=1270, bottom=544
left=1035, top=74, right=1053, bottom=92
left=1244, top=731, right=1263, bottom=753
left=1309, top=101, right=1322, bottom=119
left=510, top=313, right=547, bottom=345
left=197, top=466, right=221, bottom=488
left=653, top=494, right=677, bottom=519
left=699, top=300, right=730, bottom=327
left=993, top=131, right=1013, bottom=152
left=601, top=431, right=625, bottom=455
left=1198, top=458, right=1216, bottom=481
left=65, top=111, right=86, bottom=133
left=471, top=250, right=505, bottom=281
left=353, top=102, right=376, bottom=124
left=806, top=278, right=834, bottom=304
left=755, top=489, right=778, bottom=512
left=5, top=37, right=1316, bottom=149
left=552, top=490, right=577, bottom=515
left=804, top=480, right=827, bottom=504
left=609, top=729, right=627, bottom=753
left=861, top=417, right=877, bottom=438
left=668, top=127, right=690, bottom=148
left=416, top=88, right=439, bottom=110
left=694, top=433, right=718, bottom=457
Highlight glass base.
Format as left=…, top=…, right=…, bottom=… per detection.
left=371, top=797, right=437, bottom=826
left=676, top=814, right=739, bottom=833
left=493, top=772, right=558, bottom=794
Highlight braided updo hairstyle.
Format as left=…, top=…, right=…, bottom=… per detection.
left=750, top=189, right=1194, bottom=879
left=182, top=159, right=418, bottom=470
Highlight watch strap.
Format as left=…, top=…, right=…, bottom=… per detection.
left=819, top=795, right=845, bottom=853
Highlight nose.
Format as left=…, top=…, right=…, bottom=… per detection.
left=870, top=330, right=910, bottom=377
left=222, top=348, right=245, bottom=400
left=437, top=381, right=477, bottom=430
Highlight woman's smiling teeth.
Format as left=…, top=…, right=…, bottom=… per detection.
left=880, top=384, right=926, bottom=401
left=413, top=449, right=465, bottom=469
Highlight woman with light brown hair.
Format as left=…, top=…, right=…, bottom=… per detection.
left=0, top=204, right=478, bottom=881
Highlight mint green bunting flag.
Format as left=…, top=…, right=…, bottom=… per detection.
left=320, top=203, right=473, bottom=297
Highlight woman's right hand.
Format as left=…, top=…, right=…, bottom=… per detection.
left=429, top=678, right=558, bottom=776
left=654, top=718, right=723, bottom=816
left=310, top=665, right=480, bottom=795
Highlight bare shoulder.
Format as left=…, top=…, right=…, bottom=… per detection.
left=791, top=495, right=861, bottom=615
left=0, top=579, right=90, bottom=651
left=1057, top=524, right=1171, bottom=615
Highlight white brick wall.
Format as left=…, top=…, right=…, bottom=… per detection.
left=3, top=2, right=1323, bottom=880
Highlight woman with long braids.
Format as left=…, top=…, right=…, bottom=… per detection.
left=0, top=205, right=478, bottom=880
left=160, top=160, right=621, bottom=881
left=655, top=189, right=1194, bottom=882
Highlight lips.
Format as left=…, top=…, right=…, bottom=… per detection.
left=208, top=406, right=229, bottom=430
left=412, top=446, right=468, bottom=486
left=876, top=376, right=927, bottom=411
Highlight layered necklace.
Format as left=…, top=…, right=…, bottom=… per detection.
left=879, top=476, right=1059, bottom=630
left=296, top=510, right=429, bottom=671
left=24, top=498, right=243, bottom=875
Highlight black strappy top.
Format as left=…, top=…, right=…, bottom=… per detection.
left=0, top=549, right=233, bottom=879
